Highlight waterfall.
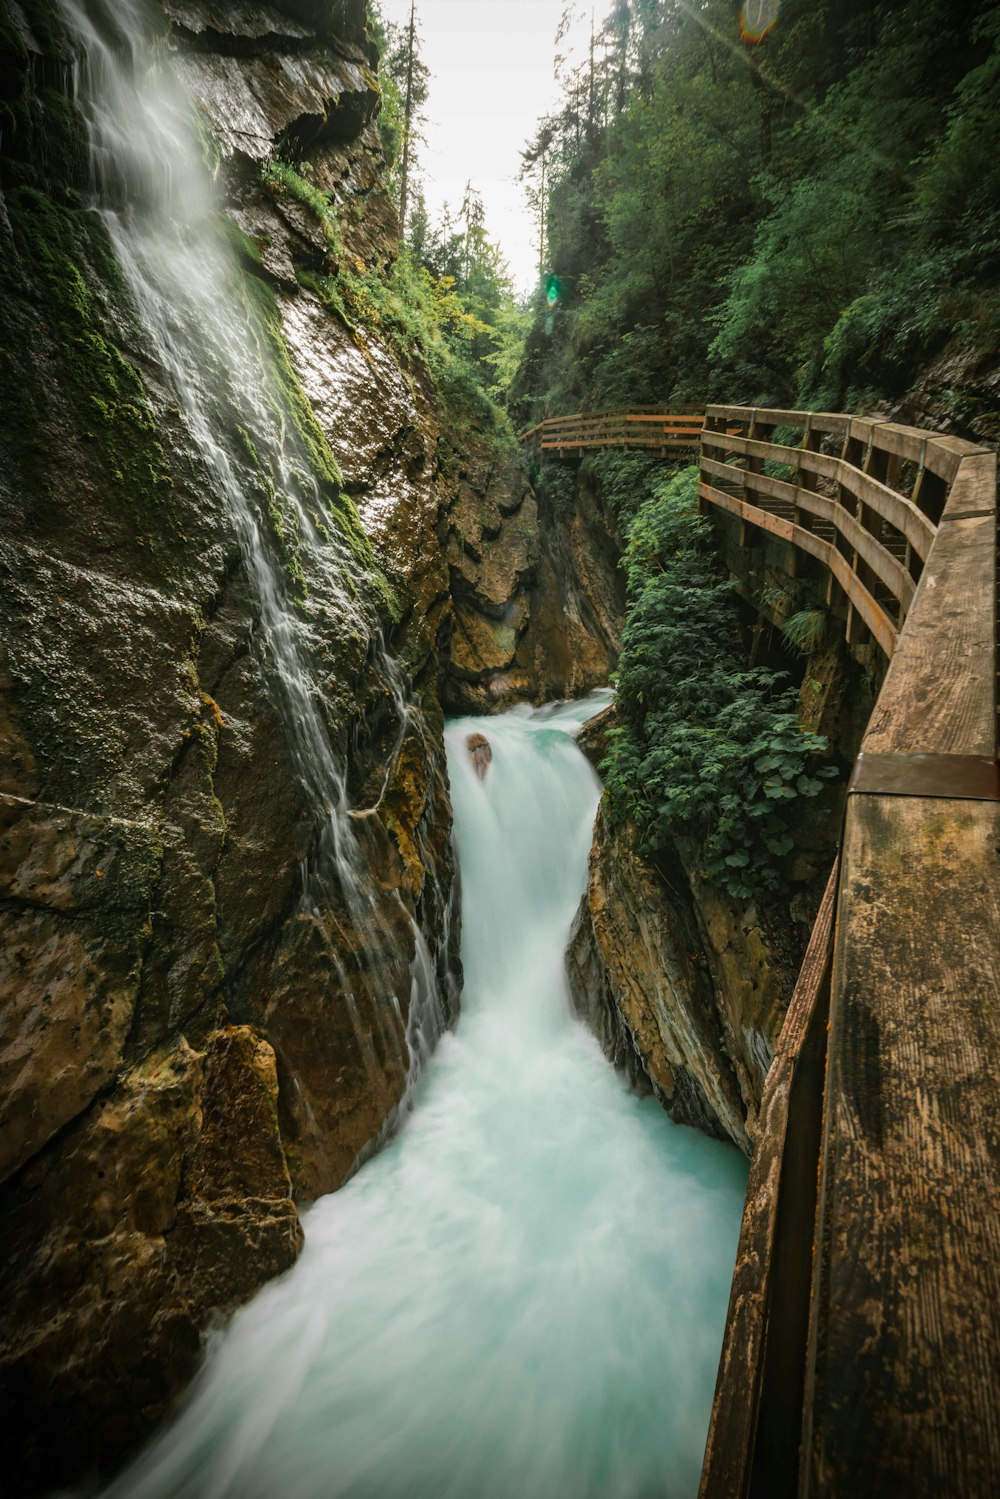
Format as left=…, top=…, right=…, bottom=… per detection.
left=97, top=696, right=747, bottom=1499
left=52, top=0, right=448, bottom=1125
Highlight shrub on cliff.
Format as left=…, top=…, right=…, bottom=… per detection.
left=602, top=464, right=835, bottom=899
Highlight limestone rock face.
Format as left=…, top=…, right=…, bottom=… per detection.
left=568, top=806, right=804, bottom=1156
left=507, top=464, right=625, bottom=707
left=896, top=331, right=1000, bottom=448
left=0, top=3, right=453, bottom=1491
left=0, top=1027, right=302, bottom=1497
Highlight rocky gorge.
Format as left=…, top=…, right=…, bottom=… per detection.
left=0, top=2, right=847, bottom=1494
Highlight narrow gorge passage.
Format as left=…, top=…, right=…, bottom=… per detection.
left=101, top=696, right=747, bottom=1499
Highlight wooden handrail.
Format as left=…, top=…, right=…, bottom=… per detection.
left=698, top=406, right=999, bottom=1499
left=523, top=397, right=998, bottom=1489
left=696, top=407, right=993, bottom=667
left=518, top=405, right=705, bottom=453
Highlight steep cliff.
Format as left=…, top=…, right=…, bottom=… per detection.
left=0, top=2, right=620, bottom=1493
left=568, top=626, right=861, bottom=1157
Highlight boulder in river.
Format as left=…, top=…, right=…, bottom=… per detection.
left=466, top=732, right=493, bottom=779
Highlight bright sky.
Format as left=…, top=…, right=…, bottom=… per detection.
left=378, top=1, right=589, bottom=296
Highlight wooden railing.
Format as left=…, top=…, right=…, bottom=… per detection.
left=696, top=406, right=1000, bottom=1498
left=519, top=405, right=704, bottom=455
left=697, top=406, right=971, bottom=661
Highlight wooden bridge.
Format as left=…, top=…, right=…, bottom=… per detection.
left=519, top=405, right=704, bottom=456
left=522, top=404, right=1000, bottom=1495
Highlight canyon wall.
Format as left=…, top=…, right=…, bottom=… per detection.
left=0, top=3, right=875, bottom=1492
left=0, top=2, right=618, bottom=1491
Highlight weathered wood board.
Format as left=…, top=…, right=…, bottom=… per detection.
left=803, top=794, right=1000, bottom=1497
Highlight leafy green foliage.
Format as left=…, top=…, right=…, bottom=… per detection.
left=535, top=461, right=577, bottom=517
left=781, top=609, right=827, bottom=657
left=602, top=466, right=837, bottom=898
left=514, top=0, right=1000, bottom=424
left=263, top=155, right=519, bottom=453
left=583, top=449, right=662, bottom=530
left=368, top=1, right=430, bottom=218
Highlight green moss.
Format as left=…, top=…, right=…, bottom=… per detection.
left=296, top=267, right=357, bottom=340
left=215, top=212, right=263, bottom=268
left=0, top=14, right=29, bottom=61
left=234, top=263, right=399, bottom=620
left=263, top=159, right=344, bottom=256
left=234, top=424, right=308, bottom=602
left=7, top=0, right=69, bottom=57
left=3, top=186, right=178, bottom=547
left=262, top=157, right=517, bottom=477
left=0, top=80, right=89, bottom=192
left=194, top=107, right=222, bottom=177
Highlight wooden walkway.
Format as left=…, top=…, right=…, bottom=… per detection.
left=519, top=405, right=704, bottom=456
left=524, top=402, right=1000, bottom=1496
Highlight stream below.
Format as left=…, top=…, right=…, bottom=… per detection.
left=102, top=695, right=747, bottom=1499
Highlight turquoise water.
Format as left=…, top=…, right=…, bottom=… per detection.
left=103, top=696, right=746, bottom=1499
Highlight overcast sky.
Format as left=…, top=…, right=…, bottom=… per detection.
left=378, top=1, right=590, bottom=295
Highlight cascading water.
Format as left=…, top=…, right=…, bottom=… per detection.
left=52, top=10, right=746, bottom=1490
left=98, top=696, right=747, bottom=1499
left=53, top=0, right=448, bottom=1124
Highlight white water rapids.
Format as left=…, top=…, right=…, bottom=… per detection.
left=100, top=697, right=747, bottom=1499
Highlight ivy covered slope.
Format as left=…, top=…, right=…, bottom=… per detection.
left=515, top=0, right=1000, bottom=438
left=604, top=467, right=836, bottom=903
left=565, top=458, right=860, bottom=1154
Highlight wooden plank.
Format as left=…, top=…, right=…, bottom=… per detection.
left=740, top=475, right=916, bottom=616
left=849, top=418, right=950, bottom=481
left=848, top=469, right=936, bottom=561
left=623, top=413, right=705, bottom=427
left=941, top=449, right=997, bottom=517
left=850, top=419, right=988, bottom=487
left=803, top=794, right=1000, bottom=1498
left=700, top=413, right=998, bottom=1499
left=861, top=509, right=995, bottom=756
left=705, top=405, right=851, bottom=439
left=700, top=864, right=839, bottom=1499
left=701, top=458, right=911, bottom=623
left=540, top=435, right=699, bottom=452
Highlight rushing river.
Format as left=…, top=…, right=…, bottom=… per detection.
left=102, top=696, right=747, bottom=1499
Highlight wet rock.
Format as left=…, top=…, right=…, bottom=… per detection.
left=567, top=807, right=804, bottom=1155
left=0, top=0, right=622, bottom=1489
left=0, top=5, right=457, bottom=1492
left=575, top=701, right=616, bottom=771
left=0, top=796, right=162, bottom=1183
left=163, top=2, right=315, bottom=45
left=0, top=1028, right=301, bottom=1496
left=466, top=732, right=492, bottom=780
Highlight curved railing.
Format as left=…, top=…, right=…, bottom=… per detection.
left=525, top=398, right=1000, bottom=1494
left=697, top=405, right=979, bottom=660
left=519, top=405, right=704, bottom=454
left=701, top=407, right=999, bottom=1497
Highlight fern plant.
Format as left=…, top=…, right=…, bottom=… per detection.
left=781, top=608, right=827, bottom=656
